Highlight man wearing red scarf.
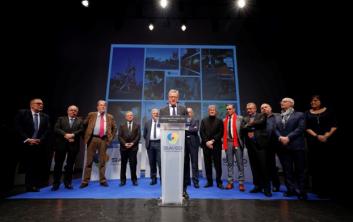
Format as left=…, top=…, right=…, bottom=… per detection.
left=223, top=104, right=245, bottom=191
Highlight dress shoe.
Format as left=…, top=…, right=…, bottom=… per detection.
left=217, top=183, right=224, bottom=189
left=193, top=182, right=200, bottom=188
left=298, top=192, right=308, bottom=200
left=264, top=188, right=272, bottom=197
left=132, top=180, right=138, bottom=186
left=27, top=186, right=40, bottom=192
left=272, top=186, right=280, bottom=192
left=51, top=184, right=59, bottom=191
left=283, top=190, right=297, bottom=197
left=119, top=180, right=126, bottom=186
left=100, top=182, right=109, bottom=187
left=225, top=183, right=234, bottom=190
left=249, top=186, right=262, bottom=193
left=204, top=183, right=213, bottom=188
left=79, top=183, right=88, bottom=189
left=150, top=179, right=157, bottom=185
left=183, top=191, right=189, bottom=200
left=65, top=184, right=73, bottom=190
left=239, top=184, right=245, bottom=192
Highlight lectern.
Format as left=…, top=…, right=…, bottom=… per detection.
left=159, top=115, right=186, bottom=206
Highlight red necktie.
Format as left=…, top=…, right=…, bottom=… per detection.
left=99, top=114, right=105, bottom=138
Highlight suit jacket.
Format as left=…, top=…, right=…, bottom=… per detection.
left=159, top=104, right=187, bottom=116
left=83, top=112, right=117, bottom=145
left=275, top=111, right=305, bottom=150
left=143, top=119, right=160, bottom=149
left=186, top=118, right=200, bottom=148
left=241, top=112, right=269, bottom=148
left=200, top=116, right=224, bottom=150
left=15, top=109, right=51, bottom=145
left=54, top=116, right=84, bottom=151
left=118, top=121, right=141, bottom=151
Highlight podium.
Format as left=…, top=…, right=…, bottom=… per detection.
left=159, top=115, right=186, bottom=206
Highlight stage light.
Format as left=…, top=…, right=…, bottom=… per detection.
left=160, top=0, right=168, bottom=9
left=237, top=0, right=246, bottom=8
left=82, top=0, right=89, bottom=7
left=181, top=24, right=187, bottom=31
left=149, top=23, right=154, bottom=31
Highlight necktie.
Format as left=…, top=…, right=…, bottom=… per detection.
left=33, top=113, right=39, bottom=138
left=228, top=115, right=232, bottom=139
left=172, top=106, right=176, bottom=116
left=153, top=120, right=157, bottom=139
left=99, top=114, right=104, bottom=138
left=128, top=122, right=132, bottom=133
left=69, top=118, right=73, bottom=128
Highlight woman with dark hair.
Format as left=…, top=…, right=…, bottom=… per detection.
left=305, top=95, right=338, bottom=198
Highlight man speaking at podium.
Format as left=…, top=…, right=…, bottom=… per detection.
left=159, top=89, right=189, bottom=199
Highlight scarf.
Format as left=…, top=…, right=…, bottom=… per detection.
left=281, top=107, right=294, bottom=128
left=223, top=113, right=239, bottom=150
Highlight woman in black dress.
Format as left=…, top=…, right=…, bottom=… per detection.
left=305, top=95, right=337, bottom=198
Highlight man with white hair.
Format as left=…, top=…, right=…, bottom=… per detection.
left=275, top=97, right=307, bottom=200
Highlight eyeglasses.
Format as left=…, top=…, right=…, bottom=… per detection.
left=34, top=102, right=43, bottom=105
left=226, top=108, right=232, bottom=110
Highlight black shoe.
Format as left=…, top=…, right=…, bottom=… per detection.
left=79, top=183, right=88, bottom=189
left=183, top=191, right=189, bottom=199
left=132, top=180, right=138, bottom=186
left=65, top=184, right=73, bottom=190
left=150, top=179, right=157, bottom=185
left=27, top=186, right=40, bottom=192
left=194, top=182, right=200, bottom=188
left=217, top=183, right=224, bottom=189
left=249, top=187, right=262, bottom=193
left=264, top=188, right=272, bottom=197
left=283, top=190, right=297, bottom=197
left=298, top=192, right=308, bottom=200
left=272, top=186, right=280, bottom=192
left=100, top=182, right=109, bottom=187
left=51, top=184, right=59, bottom=191
left=119, top=180, right=126, bottom=186
left=204, top=183, right=213, bottom=188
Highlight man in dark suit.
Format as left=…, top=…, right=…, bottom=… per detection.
left=52, top=105, right=84, bottom=191
left=241, top=102, right=272, bottom=197
left=185, top=107, right=200, bottom=188
left=200, top=105, right=224, bottom=189
left=159, top=89, right=189, bottom=199
left=275, top=97, right=307, bottom=200
left=118, top=111, right=141, bottom=186
left=80, top=100, right=117, bottom=188
left=143, top=108, right=161, bottom=185
left=15, top=98, right=51, bottom=192
left=260, top=103, right=281, bottom=192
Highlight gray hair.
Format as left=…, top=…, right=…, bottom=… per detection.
left=97, top=100, right=106, bottom=106
left=151, top=108, right=159, bottom=114
left=282, top=97, right=295, bottom=106
left=168, top=89, right=179, bottom=97
left=208, top=105, right=217, bottom=111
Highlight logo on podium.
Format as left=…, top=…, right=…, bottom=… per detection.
left=167, top=132, right=179, bottom=145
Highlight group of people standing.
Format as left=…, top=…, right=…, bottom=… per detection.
left=15, top=92, right=337, bottom=200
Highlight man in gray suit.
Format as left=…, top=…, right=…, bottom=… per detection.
left=223, top=104, right=245, bottom=192
left=143, top=108, right=161, bottom=185
left=159, top=89, right=189, bottom=199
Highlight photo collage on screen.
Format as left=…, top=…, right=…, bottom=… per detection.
left=106, top=45, right=240, bottom=130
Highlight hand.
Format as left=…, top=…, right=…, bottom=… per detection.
left=248, top=132, right=254, bottom=139
left=27, top=139, right=40, bottom=145
left=317, top=135, right=327, bottom=142
left=206, top=140, right=214, bottom=149
left=64, top=133, right=74, bottom=140
left=279, top=136, right=290, bottom=145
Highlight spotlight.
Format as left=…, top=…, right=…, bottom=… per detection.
left=82, top=0, right=89, bottom=7
left=237, top=0, right=246, bottom=8
left=181, top=24, right=187, bottom=31
left=148, top=23, right=154, bottom=31
left=160, top=0, right=168, bottom=9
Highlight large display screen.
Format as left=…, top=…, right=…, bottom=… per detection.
left=106, top=44, right=241, bottom=126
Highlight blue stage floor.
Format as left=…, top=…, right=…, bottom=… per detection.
left=8, top=178, right=320, bottom=200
